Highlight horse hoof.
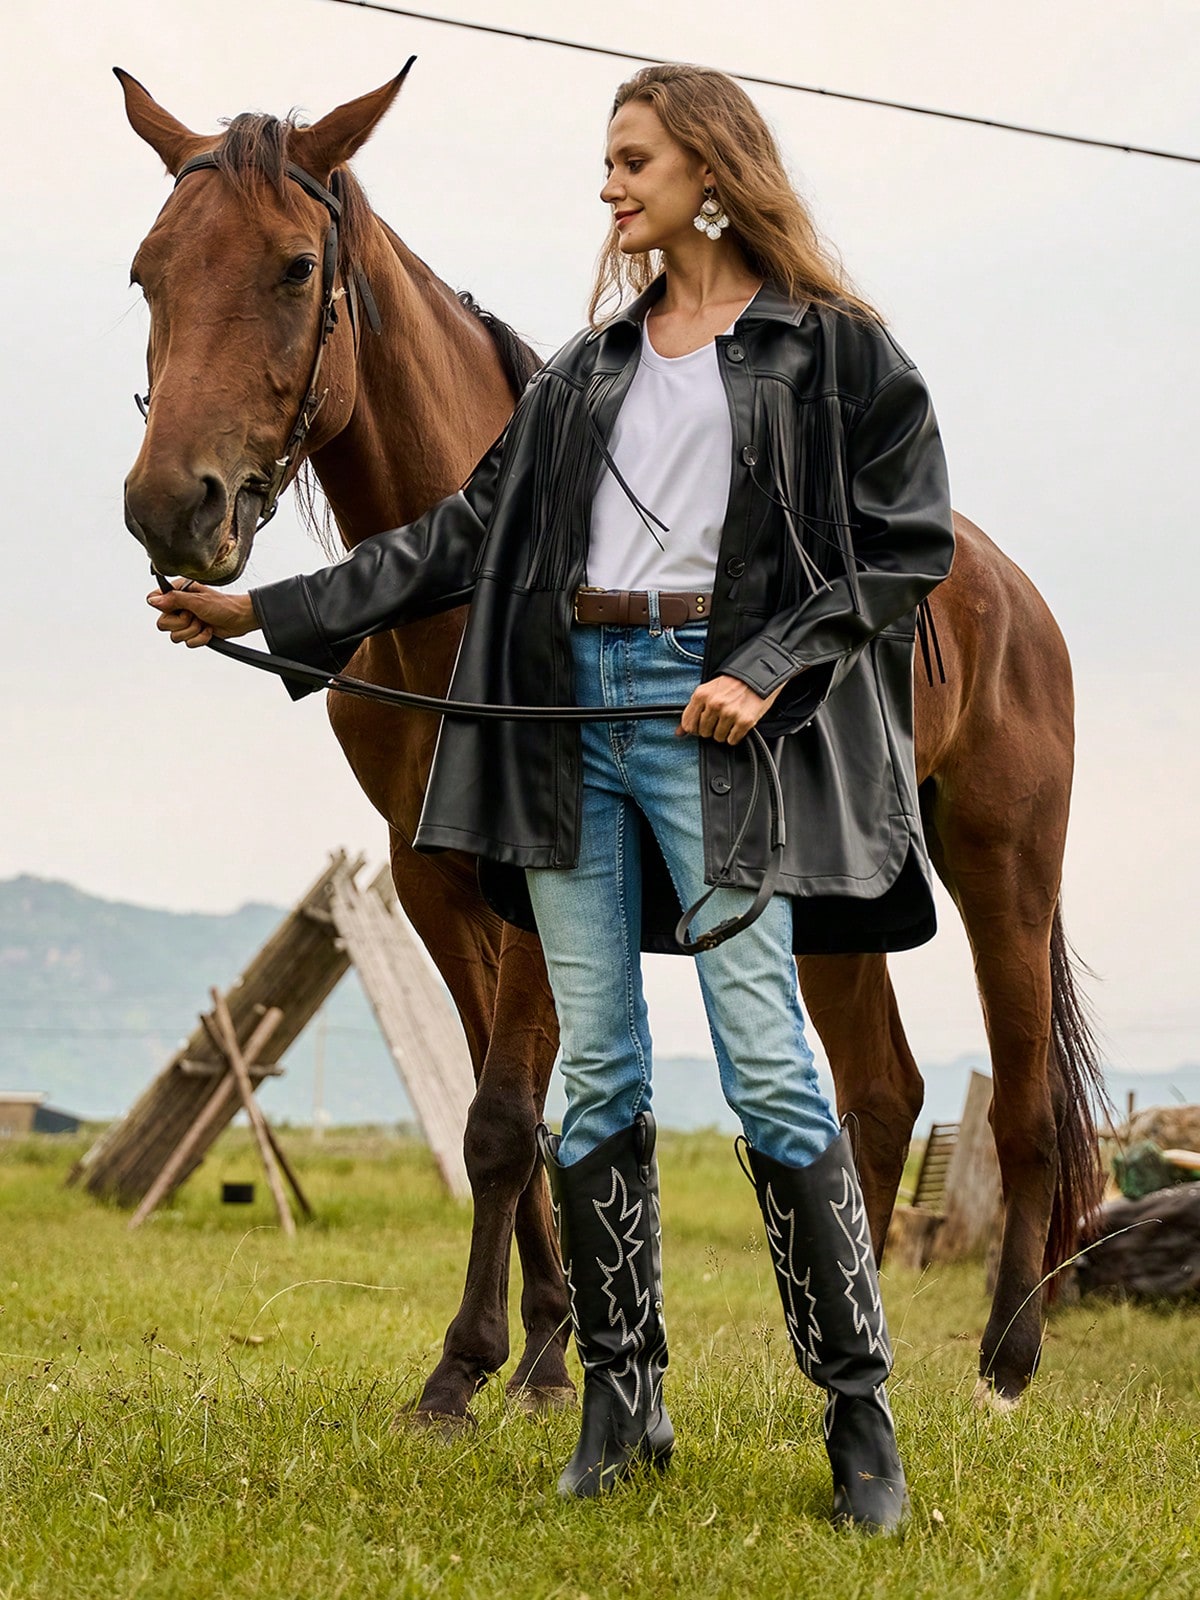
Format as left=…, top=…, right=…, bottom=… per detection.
left=972, top=1377, right=1021, bottom=1414
left=506, top=1383, right=577, bottom=1416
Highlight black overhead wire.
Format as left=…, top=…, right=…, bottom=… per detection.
left=315, top=0, right=1200, bottom=167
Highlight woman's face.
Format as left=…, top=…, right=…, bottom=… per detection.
left=601, top=99, right=710, bottom=256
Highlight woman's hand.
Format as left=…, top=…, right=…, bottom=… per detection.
left=677, top=674, right=785, bottom=745
left=146, top=582, right=260, bottom=648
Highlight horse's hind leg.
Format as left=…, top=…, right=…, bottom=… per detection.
left=797, top=952, right=925, bottom=1258
left=926, top=792, right=1062, bottom=1406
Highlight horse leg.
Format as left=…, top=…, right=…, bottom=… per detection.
left=487, top=929, right=573, bottom=1407
left=382, top=839, right=514, bottom=1419
left=392, top=865, right=569, bottom=1418
left=926, top=800, right=1061, bottom=1406
left=797, top=953, right=924, bottom=1259
left=418, top=924, right=569, bottom=1416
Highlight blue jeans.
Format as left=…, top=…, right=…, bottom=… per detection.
left=526, top=621, right=841, bottom=1169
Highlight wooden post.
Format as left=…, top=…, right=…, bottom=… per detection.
left=260, top=1120, right=314, bottom=1220
left=932, top=1071, right=1003, bottom=1261
left=206, top=992, right=295, bottom=1238
left=128, top=1076, right=238, bottom=1230
left=885, top=1206, right=944, bottom=1271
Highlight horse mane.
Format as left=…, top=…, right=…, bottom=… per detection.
left=456, top=291, right=544, bottom=394
left=296, top=288, right=542, bottom=558
left=212, top=112, right=543, bottom=554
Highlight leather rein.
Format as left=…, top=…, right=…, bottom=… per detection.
left=152, top=575, right=785, bottom=956
left=143, top=156, right=786, bottom=954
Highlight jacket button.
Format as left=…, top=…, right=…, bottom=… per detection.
left=725, top=557, right=746, bottom=578
left=726, top=343, right=745, bottom=362
left=741, top=445, right=758, bottom=466
left=710, top=774, right=732, bottom=794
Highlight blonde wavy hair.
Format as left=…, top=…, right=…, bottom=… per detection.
left=588, top=63, right=879, bottom=327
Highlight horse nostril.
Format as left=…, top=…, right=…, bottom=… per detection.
left=123, top=462, right=236, bottom=573
left=199, top=473, right=224, bottom=511
left=193, top=473, right=228, bottom=537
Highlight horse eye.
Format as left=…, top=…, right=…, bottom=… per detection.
left=285, top=256, right=317, bottom=284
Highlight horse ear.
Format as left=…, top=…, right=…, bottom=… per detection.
left=114, top=68, right=208, bottom=176
left=290, top=59, right=416, bottom=180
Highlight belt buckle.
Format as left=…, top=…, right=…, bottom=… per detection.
left=573, top=585, right=603, bottom=622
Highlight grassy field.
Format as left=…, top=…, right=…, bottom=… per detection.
left=1, top=1127, right=1196, bottom=1600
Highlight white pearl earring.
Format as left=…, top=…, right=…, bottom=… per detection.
left=693, top=185, right=730, bottom=241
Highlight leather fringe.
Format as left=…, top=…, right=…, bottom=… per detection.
left=761, top=386, right=864, bottom=614
left=916, top=597, right=946, bottom=686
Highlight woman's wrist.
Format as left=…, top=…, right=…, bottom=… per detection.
left=237, top=593, right=261, bottom=636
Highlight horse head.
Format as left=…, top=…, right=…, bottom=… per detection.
left=118, top=66, right=411, bottom=582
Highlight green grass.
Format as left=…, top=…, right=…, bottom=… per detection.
left=1, top=1128, right=1197, bottom=1599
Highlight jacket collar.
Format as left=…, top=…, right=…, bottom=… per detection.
left=588, top=275, right=810, bottom=343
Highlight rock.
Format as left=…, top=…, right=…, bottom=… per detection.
left=1075, top=1182, right=1200, bottom=1300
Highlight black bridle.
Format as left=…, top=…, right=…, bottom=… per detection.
left=141, top=153, right=787, bottom=954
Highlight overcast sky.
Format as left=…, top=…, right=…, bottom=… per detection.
left=3, top=0, right=1197, bottom=1079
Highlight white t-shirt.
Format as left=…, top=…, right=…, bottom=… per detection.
left=587, top=318, right=733, bottom=592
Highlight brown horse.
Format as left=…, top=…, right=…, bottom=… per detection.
left=118, top=69, right=1103, bottom=1414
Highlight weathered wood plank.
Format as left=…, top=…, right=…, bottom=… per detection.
left=329, top=874, right=475, bottom=1199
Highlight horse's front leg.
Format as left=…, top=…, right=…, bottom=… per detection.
left=381, top=840, right=511, bottom=1419
left=408, top=913, right=570, bottom=1419
left=796, top=951, right=924, bottom=1259
left=491, top=930, right=573, bottom=1408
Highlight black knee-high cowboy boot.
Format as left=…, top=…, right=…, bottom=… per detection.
left=742, top=1129, right=909, bottom=1533
left=536, top=1112, right=673, bottom=1497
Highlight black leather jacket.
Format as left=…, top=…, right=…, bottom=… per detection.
left=253, top=279, right=954, bottom=954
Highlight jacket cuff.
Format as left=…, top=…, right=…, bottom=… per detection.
left=719, top=636, right=802, bottom=697
left=250, top=576, right=342, bottom=702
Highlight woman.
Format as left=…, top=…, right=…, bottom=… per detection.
left=151, top=64, right=954, bottom=1531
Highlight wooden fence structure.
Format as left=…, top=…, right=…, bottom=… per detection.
left=69, top=852, right=477, bottom=1224
left=885, top=1070, right=1003, bottom=1271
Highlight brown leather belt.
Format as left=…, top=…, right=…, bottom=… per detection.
left=573, top=587, right=712, bottom=627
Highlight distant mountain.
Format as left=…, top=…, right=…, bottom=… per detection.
left=0, top=874, right=401, bottom=1126
left=2, top=876, right=1195, bottom=1134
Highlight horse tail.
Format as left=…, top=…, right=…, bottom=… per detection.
left=457, top=292, right=544, bottom=396
left=1044, top=901, right=1108, bottom=1283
